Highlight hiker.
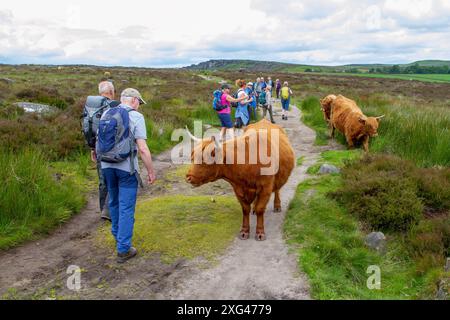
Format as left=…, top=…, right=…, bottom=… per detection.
left=255, top=77, right=262, bottom=104
left=234, top=79, right=253, bottom=129
left=267, top=77, right=274, bottom=95
left=246, top=82, right=257, bottom=123
left=99, top=88, right=156, bottom=263
left=276, top=79, right=281, bottom=99
left=259, top=77, right=267, bottom=93
left=217, top=83, right=246, bottom=140
left=83, top=81, right=120, bottom=222
left=281, top=81, right=293, bottom=120
left=261, top=86, right=275, bottom=123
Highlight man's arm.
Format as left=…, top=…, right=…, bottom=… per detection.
left=136, top=139, right=156, bottom=184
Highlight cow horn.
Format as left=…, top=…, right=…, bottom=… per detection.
left=185, top=126, right=202, bottom=142
left=211, top=135, right=222, bottom=150
left=376, top=115, right=385, bottom=120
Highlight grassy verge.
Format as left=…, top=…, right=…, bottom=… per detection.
left=97, top=195, right=241, bottom=263
left=285, top=151, right=449, bottom=299
left=0, top=150, right=95, bottom=250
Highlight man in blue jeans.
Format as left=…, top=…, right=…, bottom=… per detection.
left=100, top=88, right=156, bottom=263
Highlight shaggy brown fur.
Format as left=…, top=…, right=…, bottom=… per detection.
left=320, top=94, right=337, bottom=124
left=327, top=95, right=384, bottom=152
left=186, top=119, right=295, bottom=241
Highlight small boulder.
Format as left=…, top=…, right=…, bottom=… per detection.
left=319, top=164, right=340, bottom=174
left=365, top=232, right=386, bottom=252
left=445, top=258, right=450, bottom=272
left=15, top=102, right=56, bottom=114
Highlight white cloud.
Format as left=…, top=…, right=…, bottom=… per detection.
left=0, top=0, right=449, bottom=66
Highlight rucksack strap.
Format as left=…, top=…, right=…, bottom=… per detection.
left=124, top=108, right=143, bottom=188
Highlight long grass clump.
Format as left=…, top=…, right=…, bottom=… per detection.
left=0, top=149, right=86, bottom=249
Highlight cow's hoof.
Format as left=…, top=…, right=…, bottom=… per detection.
left=255, top=233, right=266, bottom=241
left=239, top=232, right=250, bottom=240
left=274, top=207, right=282, bottom=213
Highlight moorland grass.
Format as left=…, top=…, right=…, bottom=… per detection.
left=0, top=150, right=94, bottom=249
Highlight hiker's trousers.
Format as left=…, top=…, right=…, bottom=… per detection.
left=102, top=168, right=138, bottom=254
left=96, top=161, right=109, bottom=216
left=262, top=104, right=275, bottom=123
left=281, top=98, right=290, bottom=111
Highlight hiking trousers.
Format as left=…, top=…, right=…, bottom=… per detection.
left=102, top=168, right=138, bottom=254
left=96, top=161, right=109, bottom=217
left=262, top=104, right=275, bottom=123
left=247, top=105, right=257, bottom=122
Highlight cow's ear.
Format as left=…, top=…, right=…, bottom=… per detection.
left=359, top=117, right=367, bottom=124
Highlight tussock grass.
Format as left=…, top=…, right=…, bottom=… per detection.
left=97, top=195, right=241, bottom=263
left=0, top=150, right=92, bottom=249
left=365, top=103, right=450, bottom=167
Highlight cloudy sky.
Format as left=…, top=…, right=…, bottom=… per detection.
left=0, top=0, right=449, bottom=67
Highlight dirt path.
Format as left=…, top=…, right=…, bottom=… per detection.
left=0, top=100, right=336, bottom=300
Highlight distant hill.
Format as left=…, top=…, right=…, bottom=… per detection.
left=184, top=59, right=301, bottom=72
left=185, top=59, right=450, bottom=73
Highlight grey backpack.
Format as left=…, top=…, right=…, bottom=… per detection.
left=82, top=96, right=111, bottom=149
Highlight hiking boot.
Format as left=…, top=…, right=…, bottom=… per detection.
left=117, top=247, right=137, bottom=264
left=100, top=210, right=111, bottom=222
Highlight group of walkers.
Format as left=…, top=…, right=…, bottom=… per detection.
left=214, top=77, right=294, bottom=141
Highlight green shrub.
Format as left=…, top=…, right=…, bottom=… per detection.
left=416, top=167, right=450, bottom=211
left=332, top=154, right=423, bottom=232
left=333, top=154, right=450, bottom=233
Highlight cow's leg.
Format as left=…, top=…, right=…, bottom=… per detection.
left=330, top=125, right=336, bottom=139
left=346, top=135, right=354, bottom=149
left=362, top=135, right=370, bottom=152
left=239, top=200, right=251, bottom=240
left=254, top=189, right=272, bottom=241
left=274, top=190, right=282, bottom=212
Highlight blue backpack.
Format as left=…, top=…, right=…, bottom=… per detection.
left=212, top=90, right=226, bottom=111
left=96, top=106, right=137, bottom=171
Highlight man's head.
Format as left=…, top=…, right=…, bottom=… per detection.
left=121, top=88, right=147, bottom=110
left=98, top=81, right=115, bottom=100
left=221, top=83, right=231, bottom=94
